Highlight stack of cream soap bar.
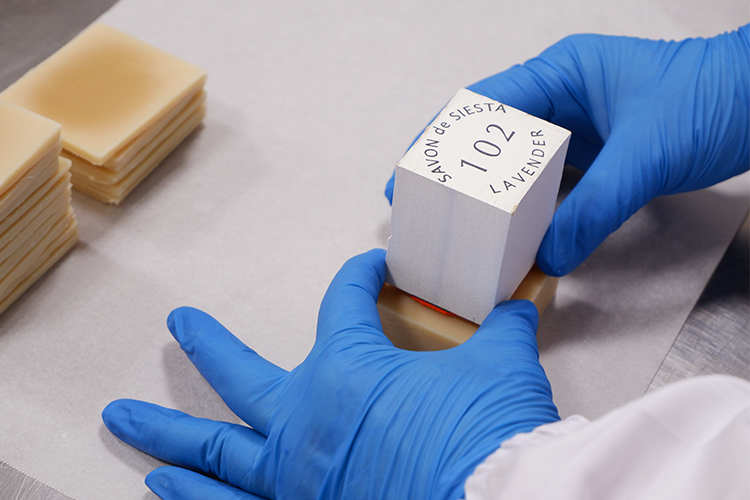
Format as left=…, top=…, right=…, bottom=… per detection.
left=0, top=101, right=78, bottom=315
left=0, top=23, right=207, bottom=204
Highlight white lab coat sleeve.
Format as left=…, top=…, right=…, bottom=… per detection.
left=463, top=374, right=750, bottom=500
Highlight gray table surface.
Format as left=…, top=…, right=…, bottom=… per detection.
left=0, top=1, right=748, bottom=498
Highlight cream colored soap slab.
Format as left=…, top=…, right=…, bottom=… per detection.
left=0, top=161, right=69, bottom=237
left=0, top=156, right=75, bottom=314
left=0, top=23, right=207, bottom=165
left=70, top=103, right=206, bottom=203
left=0, top=183, right=70, bottom=273
left=0, top=168, right=70, bottom=257
left=0, top=166, right=70, bottom=243
left=0, top=189, right=71, bottom=280
left=0, top=213, right=78, bottom=315
left=0, top=207, right=75, bottom=297
left=64, top=90, right=207, bottom=184
left=100, top=88, right=205, bottom=171
left=0, top=100, right=61, bottom=197
left=0, top=153, right=61, bottom=221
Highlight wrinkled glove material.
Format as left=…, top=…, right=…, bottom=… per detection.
left=103, top=249, right=559, bottom=500
left=386, top=26, right=750, bottom=276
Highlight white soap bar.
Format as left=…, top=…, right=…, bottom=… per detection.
left=386, top=89, right=570, bottom=323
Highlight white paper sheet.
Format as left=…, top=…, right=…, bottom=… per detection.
left=0, top=0, right=747, bottom=498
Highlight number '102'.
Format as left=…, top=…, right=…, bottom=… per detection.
left=461, top=124, right=516, bottom=173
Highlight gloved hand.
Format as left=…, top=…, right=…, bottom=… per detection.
left=102, top=249, right=559, bottom=500
left=385, top=26, right=750, bottom=276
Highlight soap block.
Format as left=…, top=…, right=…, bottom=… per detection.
left=0, top=100, right=78, bottom=315
left=386, top=89, right=570, bottom=324
left=0, top=23, right=207, bottom=204
left=378, top=264, right=557, bottom=351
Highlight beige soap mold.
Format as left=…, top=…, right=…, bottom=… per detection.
left=378, top=264, right=558, bottom=351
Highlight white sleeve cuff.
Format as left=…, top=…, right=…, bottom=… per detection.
left=464, top=375, right=750, bottom=500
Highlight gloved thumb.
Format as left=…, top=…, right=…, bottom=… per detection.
left=462, top=300, right=540, bottom=363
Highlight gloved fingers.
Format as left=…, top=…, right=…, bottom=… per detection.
left=467, top=64, right=555, bottom=122
left=536, top=129, right=661, bottom=276
left=384, top=171, right=395, bottom=205
left=167, top=306, right=286, bottom=435
left=103, top=399, right=272, bottom=499
left=467, top=56, right=602, bottom=152
left=462, top=300, right=540, bottom=361
left=565, top=134, right=603, bottom=172
left=384, top=93, right=602, bottom=204
left=146, top=466, right=266, bottom=500
left=315, top=248, right=392, bottom=346
left=388, top=36, right=611, bottom=206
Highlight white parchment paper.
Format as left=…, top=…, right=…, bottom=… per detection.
left=0, top=1, right=747, bottom=498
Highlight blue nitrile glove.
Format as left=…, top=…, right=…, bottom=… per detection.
left=385, top=26, right=750, bottom=276
left=102, top=249, right=559, bottom=500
